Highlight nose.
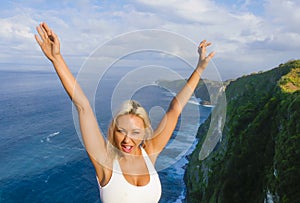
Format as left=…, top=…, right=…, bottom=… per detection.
left=122, top=135, right=131, bottom=143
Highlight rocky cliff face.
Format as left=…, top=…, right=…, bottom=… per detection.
left=157, top=78, right=225, bottom=105
left=185, top=60, right=300, bottom=203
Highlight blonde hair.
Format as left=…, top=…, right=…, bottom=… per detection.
left=107, top=100, right=153, bottom=158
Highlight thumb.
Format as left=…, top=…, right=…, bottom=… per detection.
left=206, top=51, right=215, bottom=61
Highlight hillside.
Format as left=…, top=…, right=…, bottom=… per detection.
left=184, top=60, right=300, bottom=203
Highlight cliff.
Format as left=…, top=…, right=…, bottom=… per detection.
left=185, top=60, right=300, bottom=203
left=157, top=78, right=225, bottom=105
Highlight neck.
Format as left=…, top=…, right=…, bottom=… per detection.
left=119, top=147, right=142, bottom=162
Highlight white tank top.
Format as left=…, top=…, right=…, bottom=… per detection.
left=98, top=147, right=162, bottom=203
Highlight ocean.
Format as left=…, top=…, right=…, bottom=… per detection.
left=0, top=69, right=212, bottom=203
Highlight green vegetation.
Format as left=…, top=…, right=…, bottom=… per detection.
left=279, top=66, right=300, bottom=93
left=185, top=60, right=300, bottom=203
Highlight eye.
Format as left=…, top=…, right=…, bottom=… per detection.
left=117, top=128, right=127, bottom=135
left=132, top=131, right=141, bottom=136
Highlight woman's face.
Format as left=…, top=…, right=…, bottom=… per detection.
left=114, top=114, right=145, bottom=155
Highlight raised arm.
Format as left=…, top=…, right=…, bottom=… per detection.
left=147, top=40, right=215, bottom=156
left=35, top=22, right=108, bottom=178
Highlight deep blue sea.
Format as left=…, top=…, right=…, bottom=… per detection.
left=0, top=70, right=212, bottom=203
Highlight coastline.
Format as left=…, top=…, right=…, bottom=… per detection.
left=176, top=104, right=213, bottom=202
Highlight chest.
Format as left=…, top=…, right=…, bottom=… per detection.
left=119, top=158, right=150, bottom=186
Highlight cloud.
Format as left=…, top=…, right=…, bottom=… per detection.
left=0, top=10, right=39, bottom=65
left=0, top=0, right=299, bottom=79
left=265, top=0, right=300, bottom=32
left=134, top=0, right=218, bottom=23
left=132, top=1, right=266, bottom=51
left=132, top=0, right=300, bottom=74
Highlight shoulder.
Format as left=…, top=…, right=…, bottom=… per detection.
left=142, top=142, right=159, bottom=164
left=91, top=156, right=114, bottom=187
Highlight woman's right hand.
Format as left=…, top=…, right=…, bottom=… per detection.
left=35, top=22, right=60, bottom=62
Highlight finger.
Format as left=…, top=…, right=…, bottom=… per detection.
left=47, top=30, right=54, bottom=42
left=39, top=23, right=48, bottom=40
left=206, top=51, right=215, bottom=60
left=42, top=22, right=52, bottom=36
left=199, top=40, right=206, bottom=48
left=48, top=29, right=58, bottom=44
left=40, top=23, right=48, bottom=37
left=202, top=42, right=211, bottom=49
left=52, top=31, right=59, bottom=44
left=36, top=25, right=46, bottom=40
left=34, top=34, right=42, bottom=46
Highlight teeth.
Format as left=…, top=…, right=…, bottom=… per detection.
left=122, top=145, right=133, bottom=152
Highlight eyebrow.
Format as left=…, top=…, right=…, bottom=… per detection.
left=116, top=126, right=141, bottom=131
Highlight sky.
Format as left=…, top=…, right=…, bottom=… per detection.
left=0, top=0, right=299, bottom=80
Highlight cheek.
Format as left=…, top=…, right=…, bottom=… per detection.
left=113, top=132, right=123, bottom=145
left=132, top=133, right=146, bottom=143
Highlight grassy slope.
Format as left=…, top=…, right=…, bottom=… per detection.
left=185, top=60, right=300, bottom=203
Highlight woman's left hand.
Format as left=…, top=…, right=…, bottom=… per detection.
left=197, top=40, right=215, bottom=70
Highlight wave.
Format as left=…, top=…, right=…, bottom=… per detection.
left=40, top=131, right=60, bottom=143
left=202, top=104, right=215, bottom=108
left=162, top=90, right=202, bottom=107
left=163, top=91, right=176, bottom=97
left=187, top=100, right=200, bottom=106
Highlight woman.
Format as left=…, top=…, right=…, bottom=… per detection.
left=35, top=22, right=215, bottom=203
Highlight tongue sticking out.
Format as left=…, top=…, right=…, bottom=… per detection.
left=122, top=145, right=133, bottom=153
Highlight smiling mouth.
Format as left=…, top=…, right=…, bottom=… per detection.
left=121, top=145, right=134, bottom=153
